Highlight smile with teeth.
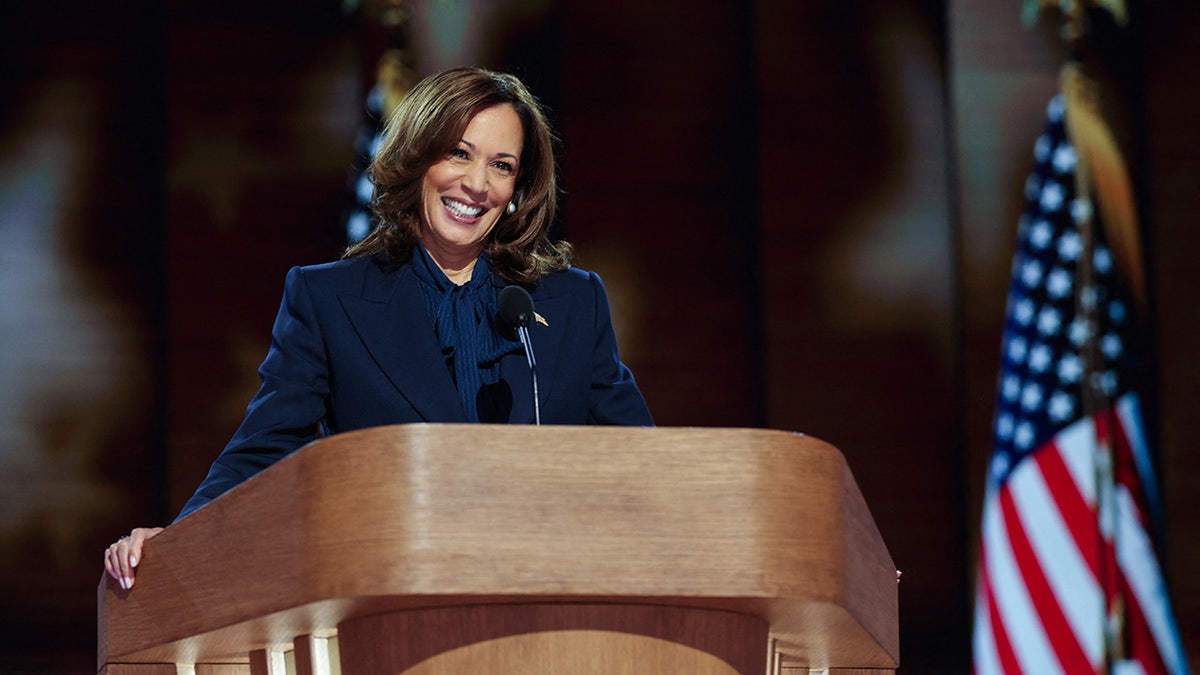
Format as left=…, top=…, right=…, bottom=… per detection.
left=443, top=197, right=485, bottom=220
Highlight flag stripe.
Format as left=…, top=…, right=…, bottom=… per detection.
left=971, top=579, right=1003, bottom=675
left=1116, top=487, right=1187, bottom=674
left=1117, top=394, right=1162, bottom=519
left=978, top=555, right=1024, bottom=675
left=999, top=483, right=1096, bottom=672
left=1011, top=451, right=1105, bottom=664
left=1054, top=416, right=1099, bottom=506
left=1121, top=572, right=1169, bottom=675
left=1034, top=436, right=1102, bottom=579
left=983, top=487, right=1061, bottom=672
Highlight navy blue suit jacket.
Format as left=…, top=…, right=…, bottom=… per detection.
left=176, top=254, right=652, bottom=520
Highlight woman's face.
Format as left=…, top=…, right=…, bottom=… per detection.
left=420, top=103, right=523, bottom=263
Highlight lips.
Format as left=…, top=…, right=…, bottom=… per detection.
left=442, top=197, right=485, bottom=221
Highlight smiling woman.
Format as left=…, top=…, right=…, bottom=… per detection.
left=104, top=67, right=654, bottom=591
left=349, top=67, right=566, bottom=286
left=419, top=103, right=523, bottom=283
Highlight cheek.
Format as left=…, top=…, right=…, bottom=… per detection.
left=495, top=180, right=516, bottom=207
left=422, top=163, right=455, bottom=195
left=420, top=176, right=434, bottom=204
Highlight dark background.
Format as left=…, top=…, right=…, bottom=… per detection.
left=1, top=1, right=1197, bottom=673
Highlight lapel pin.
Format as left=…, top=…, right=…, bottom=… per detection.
left=534, top=312, right=549, bottom=327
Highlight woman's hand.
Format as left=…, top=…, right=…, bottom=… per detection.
left=103, top=527, right=164, bottom=590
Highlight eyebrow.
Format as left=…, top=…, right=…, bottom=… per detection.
left=459, top=139, right=519, bottom=162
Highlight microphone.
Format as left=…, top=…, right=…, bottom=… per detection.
left=498, top=285, right=540, bottom=425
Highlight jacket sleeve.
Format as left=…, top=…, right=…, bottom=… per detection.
left=174, top=266, right=330, bottom=521
left=585, top=271, right=654, bottom=426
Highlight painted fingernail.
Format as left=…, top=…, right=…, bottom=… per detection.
left=129, top=555, right=138, bottom=567
left=120, top=577, right=130, bottom=590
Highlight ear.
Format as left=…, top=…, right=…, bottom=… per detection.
left=507, top=188, right=524, bottom=215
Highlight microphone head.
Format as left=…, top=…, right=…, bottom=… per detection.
left=498, top=285, right=534, bottom=329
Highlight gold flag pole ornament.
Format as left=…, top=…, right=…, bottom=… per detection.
left=1060, top=63, right=1147, bottom=315
left=1022, top=0, right=1128, bottom=35
left=1024, top=0, right=1146, bottom=316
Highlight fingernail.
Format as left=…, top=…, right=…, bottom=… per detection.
left=120, top=577, right=130, bottom=590
left=129, top=555, right=138, bottom=567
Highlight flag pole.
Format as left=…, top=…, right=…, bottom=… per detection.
left=1052, top=2, right=1144, bottom=670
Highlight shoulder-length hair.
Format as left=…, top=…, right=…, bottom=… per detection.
left=343, top=67, right=572, bottom=285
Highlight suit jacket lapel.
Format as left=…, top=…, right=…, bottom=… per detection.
left=490, top=278, right=569, bottom=423
left=338, top=261, right=466, bottom=423
left=519, top=283, right=571, bottom=415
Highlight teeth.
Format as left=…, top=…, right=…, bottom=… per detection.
left=444, top=199, right=483, bottom=219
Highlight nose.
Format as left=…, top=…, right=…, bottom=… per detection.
left=461, top=159, right=488, bottom=196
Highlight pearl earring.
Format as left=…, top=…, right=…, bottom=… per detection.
left=506, top=201, right=517, bottom=215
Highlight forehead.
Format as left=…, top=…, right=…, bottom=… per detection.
left=461, top=104, right=524, bottom=154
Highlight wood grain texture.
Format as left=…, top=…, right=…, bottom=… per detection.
left=398, top=631, right=736, bottom=674
left=292, top=635, right=315, bottom=675
left=100, top=665, right=176, bottom=675
left=194, top=666, right=250, bottom=675
left=338, top=604, right=763, bottom=674
left=247, top=650, right=269, bottom=675
left=98, top=425, right=897, bottom=671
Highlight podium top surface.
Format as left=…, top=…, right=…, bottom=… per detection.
left=99, top=424, right=897, bottom=669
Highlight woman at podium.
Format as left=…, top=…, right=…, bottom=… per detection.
left=105, top=67, right=653, bottom=590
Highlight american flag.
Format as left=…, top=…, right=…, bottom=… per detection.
left=972, top=96, right=1190, bottom=675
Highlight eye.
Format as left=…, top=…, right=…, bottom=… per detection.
left=491, top=160, right=516, bottom=176
left=448, top=147, right=470, bottom=161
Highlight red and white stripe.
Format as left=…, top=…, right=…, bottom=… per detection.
left=973, top=393, right=1189, bottom=675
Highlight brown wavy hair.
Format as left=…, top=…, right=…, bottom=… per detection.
left=343, top=67, right=572, bottom=285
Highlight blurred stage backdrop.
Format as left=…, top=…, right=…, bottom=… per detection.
left=1, top=0, right=1197, bottom=673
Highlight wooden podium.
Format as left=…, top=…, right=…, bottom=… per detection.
left=98, top=425, right=898, bottom=674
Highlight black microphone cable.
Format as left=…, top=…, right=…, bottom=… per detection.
left=498, top=285, right=540, bottom=425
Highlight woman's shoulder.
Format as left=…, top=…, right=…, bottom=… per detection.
left=535, top=264, right=597, bottom=290
left=531, top=265, right=615, bottom=307
left=294, top=253, right=388, bottom=275
left=528, top=265, right=596, bottom=299
left=287, top=253, right=406, bottom=296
